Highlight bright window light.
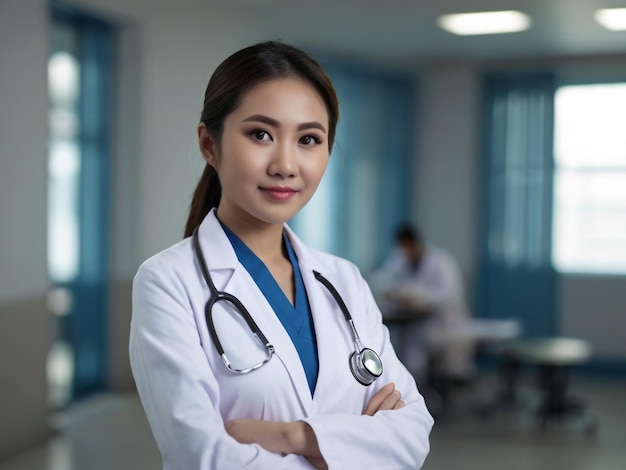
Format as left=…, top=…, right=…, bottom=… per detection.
left=48, top=52, right=80, bottom=106
left=552, top=83, right=626, bottom=274
left=595, top=8, right=626, bottom=31
left=437, top=10, right=532, bottom=36
left=48, top=50, right=82, bottom=283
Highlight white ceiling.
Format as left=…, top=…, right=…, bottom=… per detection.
left=220, top=0, right=626, bottom=65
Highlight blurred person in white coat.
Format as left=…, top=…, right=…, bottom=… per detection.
left=129, top=41, right=432, bottom=470
left=371, top=224, right=476, bottom=386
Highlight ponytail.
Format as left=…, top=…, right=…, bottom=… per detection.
left=184, top=164, right=221, bottom=238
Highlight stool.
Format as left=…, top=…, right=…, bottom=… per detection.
left=507, top=337, right=597, bottom=433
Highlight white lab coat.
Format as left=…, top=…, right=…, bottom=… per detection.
left=370, top=245, right=475, bottom=379
left=129, top=210, right=433, bottom=470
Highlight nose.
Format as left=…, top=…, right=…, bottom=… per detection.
left=268, top=142, right=297, bottom=178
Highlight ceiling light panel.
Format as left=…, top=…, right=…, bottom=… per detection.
left=438, top=10, right=532, bottom=36
left=595, top=8, right=626, bottom=31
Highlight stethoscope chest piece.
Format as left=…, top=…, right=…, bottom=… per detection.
left=350, top=348, right=383, bottom=386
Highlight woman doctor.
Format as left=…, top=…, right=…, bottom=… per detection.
left=129, top=41, right=433, bottom=469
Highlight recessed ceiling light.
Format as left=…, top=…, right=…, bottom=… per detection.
left=595, top=8, right=626, bottom=31
left=437, top=10, right=532, bottom=36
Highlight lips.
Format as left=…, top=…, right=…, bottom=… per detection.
left=262, top=186, right=297, bottom=201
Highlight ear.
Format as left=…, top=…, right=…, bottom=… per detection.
left=198, top=123, right=218, bottom=167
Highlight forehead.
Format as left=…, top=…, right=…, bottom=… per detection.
left=233, top=77, right=328, bottom=120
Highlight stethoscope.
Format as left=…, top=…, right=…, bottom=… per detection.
left=192, top=227, right=383, bottom=386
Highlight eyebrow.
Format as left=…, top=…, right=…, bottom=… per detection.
left=241, top=114, right=327, bottom=133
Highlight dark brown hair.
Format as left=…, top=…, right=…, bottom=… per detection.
left=184, top=40, right=340, bottom=237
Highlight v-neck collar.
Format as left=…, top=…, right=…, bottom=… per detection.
left=220, top=223, right=307, bottom=333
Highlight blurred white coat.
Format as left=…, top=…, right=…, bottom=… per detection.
left=370, top=244, right=475, bottom=380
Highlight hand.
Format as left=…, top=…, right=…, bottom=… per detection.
left=225, top=419, right=290, bottom=454
left=363, top=382, right=405, bottom=416
left=225, top=419, right=324, bottom=460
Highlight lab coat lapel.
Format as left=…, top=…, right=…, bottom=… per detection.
left=198, top=211, right=314, bottom=413
left=222, top=267, right=314, bottom=411
left=284, top=227, right=349, bottom=403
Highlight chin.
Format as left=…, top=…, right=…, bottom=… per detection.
left=258, top=206, right=301, bottom=225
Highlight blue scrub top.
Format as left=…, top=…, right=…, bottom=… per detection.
left=221, top=224, right=319, bottom=394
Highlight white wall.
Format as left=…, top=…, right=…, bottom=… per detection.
left=0, top=0, right=51, bottom=459
left=561, top=276, right=626, bottom=358
left=0, top=0, right=49, bottom=303
left=414, top=63, right=481, bottom=307
left=107, top=21, right=142, bottom=391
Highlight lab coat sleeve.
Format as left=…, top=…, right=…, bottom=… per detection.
left=129, top=257, right=313, bottom=470
left=302, top=269, right=434, bottom=469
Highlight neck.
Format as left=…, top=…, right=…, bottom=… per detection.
left=216, top=210, right=286, bottom=262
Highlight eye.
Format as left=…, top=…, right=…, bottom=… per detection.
left=249, top=129, right=272, bottom=141
left=299, top=135, right=322, bottom=146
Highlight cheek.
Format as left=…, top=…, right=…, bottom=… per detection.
left=220, top=144, right=263, bottom=181
left=305, top=155, right=329, bottom=184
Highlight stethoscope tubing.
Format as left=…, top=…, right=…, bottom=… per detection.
left=193, top=227, right=272, bottom=356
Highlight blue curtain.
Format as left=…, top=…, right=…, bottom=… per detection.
left=477, top=73, right=558, bottom=338
left=291, top=61, right=414, bottom=275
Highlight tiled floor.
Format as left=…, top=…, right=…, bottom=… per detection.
left=1, top=373, right=625, bottom=469
left=0, top=395, right=161, bottom=470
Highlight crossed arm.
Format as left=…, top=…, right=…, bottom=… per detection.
left=225, top=382, right=405, bottom=469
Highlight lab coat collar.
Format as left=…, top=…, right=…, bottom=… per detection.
left=196, top=209, right=239, bottom=271
left=196, top=209, right=336, bottom=275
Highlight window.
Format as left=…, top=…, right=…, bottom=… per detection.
left=48, top=45, right=81, bottom=283
left=552, top=83, right=626, bottom=274
left=47, top=8, right=115, bottom=404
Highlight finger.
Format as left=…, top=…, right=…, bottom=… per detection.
left=377, top=389, right=402, bottom=412
left=393, top=399, right=406, bottom=410
left=363, top=382, right=394, bottom=416
left=363, top=382, right=395, bottom=416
